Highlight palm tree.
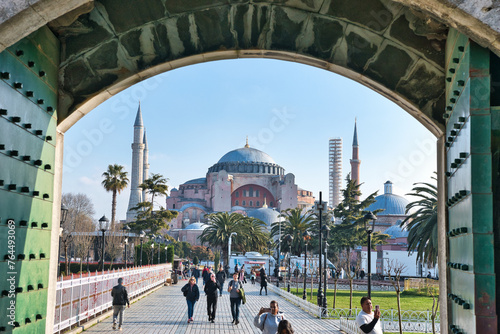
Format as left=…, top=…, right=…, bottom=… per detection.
left=271, top=208, right=315, bottom=255
left=401, top=177, right=438, bottom=266
left=140, top=173, right=169, bottom=209
left=239, top=217, right=269, bottom=253
left=101, top=164, right=129, bottom=228
left=199, top=212, right=250, bottom=265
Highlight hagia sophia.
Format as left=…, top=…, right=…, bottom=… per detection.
left=126, top=105, right=410, bottom=246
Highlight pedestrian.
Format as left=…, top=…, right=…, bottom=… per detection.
left=277, top=319, right=295, bottom=334
left=181, top=277, right=200, bottom=323
left=204, top=273, right=220, bottom=323
left=203, top=266, right=212, bottom=286
left=254, top=300, right=285, bottom=333
left=355, top=296, right=383, bottom=334
left=216, top=266, right=226, bottom=296
left=192, top=266, right=200, bottom=284
left=426, top=271, right=432, bottom=279
left=225, top=264, right=230, bottom=276
left=360, top=268, right=366, bottom=279
left=234, top=263, right=239, bottom=273
left=260, top=270, right=268, bottom=295
left=111, top=277, right=130, bottom=331
left=240, top=265, right=247, bottom=283
left=228, top=272, right=243, bottom=325
left=251, top=268, right=256, bottom=284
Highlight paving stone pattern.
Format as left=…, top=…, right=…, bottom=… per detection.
left=84, top=279, right=341, bottom=333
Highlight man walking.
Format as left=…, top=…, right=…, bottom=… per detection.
left=204, top=273, right=220, bottom=322
left=216, top=266, right=226, bottom=296
left=228, top=272, right=243, bottom=325
left=356, top=296, right=383, bottom=334
left=111, top=278, right=130, bottom=331
left=192, top=266, right=200, bottom=284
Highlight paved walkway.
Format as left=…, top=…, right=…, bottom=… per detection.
left=83, top=279, right=341, bottom=333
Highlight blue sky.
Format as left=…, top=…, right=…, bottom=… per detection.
left=61, top=59, right=437, bottom=221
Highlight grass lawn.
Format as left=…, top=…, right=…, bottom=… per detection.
left=288, top=287, right=438, bottom=311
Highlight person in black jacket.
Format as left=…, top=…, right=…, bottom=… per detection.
left=111, top=278, right=130, bottom=331
left=181, top=277, right=200, bottom=323
left=192, top=266, right=200, bottom=284
left=216, top=266, right=226, bottom=296
left=260, top=271, right=268, bottom=295
left=204, top=273, right=220, bottom=322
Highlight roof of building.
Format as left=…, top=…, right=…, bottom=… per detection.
left=184, top=222, right=208, bottom=230
left=384, top=221, right=409, bottom=238
left=366, top=181, right=409, bottom=215
left=217, top=146, right=276, bottom=164
left=184, top=178, right=207, bottom=185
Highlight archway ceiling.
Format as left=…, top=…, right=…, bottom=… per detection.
left=49, top=0, right=450, bottom=134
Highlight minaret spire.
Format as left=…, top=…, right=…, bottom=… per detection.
left=142, top=130, right=149, bottom=202
left=244, top=136, right=249, bottom=148
left=350, top=119, right=361, bottom=200
left=127, top=103, right=145, bottom=222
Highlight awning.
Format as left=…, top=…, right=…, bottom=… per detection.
left=248, top=261, right=266, bottom=264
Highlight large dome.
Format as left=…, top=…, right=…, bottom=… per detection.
left=218, top=147, right=276, bottom=164
left=208, top=144, right=284, bottom=176
left=366, top=181, right=409, bottom=216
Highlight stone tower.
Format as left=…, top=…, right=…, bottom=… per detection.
left=142, top=131, right=149, bottom=202
left=350, top=119, right=361, bottom=200
left=126, top=104, right=145, bottom=222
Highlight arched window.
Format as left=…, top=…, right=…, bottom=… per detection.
left=173, top=204, right=175, bottom=209
left=242, top=200, right=246, bottom=206
left=250, top=200, right=253, bottom=207
left=249, top=187, right=253, bottom=197
left=235, top=200, right=239, bottom=206
left=256, top=201, right=260, bottom=207
left=235, top=191, right=239, bottom=197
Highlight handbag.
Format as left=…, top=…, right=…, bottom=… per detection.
left=239, top=286, right=246, bottom=304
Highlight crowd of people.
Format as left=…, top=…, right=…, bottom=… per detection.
left=108, top=265, right=384, bottom=334
left=180, top=264, right=295, bottom=333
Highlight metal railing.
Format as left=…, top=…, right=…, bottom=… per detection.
left=267, top=284, right=323, bottom=317
left=338, top=308, right=440, bottom=333
left=53, top=264, right=170, bottom=333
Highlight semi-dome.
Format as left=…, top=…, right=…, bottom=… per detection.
left=184, top=178, right=206, bottom=185
left=218, top=147, right=276, bottom=164
left=184, top=222, right=208, bottom=230
left=247, top=207, right=280, bottom=227
left=366, top=181, right=409, bottom=215
left=384, top=220, right=409, bottom=238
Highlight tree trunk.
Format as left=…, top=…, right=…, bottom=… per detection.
left=397, top=290, right=402, bottom=334
left=111, top=190, right=117, bottom=229
left=349, top=279, right=353, bottom=316
left=333, top=278, right=338, bottom=309
left=64, top=243, right=69, bottom=275
left=80, top=258, right=83, bottom=273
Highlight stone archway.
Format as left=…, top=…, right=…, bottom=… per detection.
left=0, top=1, right=499, bottom=333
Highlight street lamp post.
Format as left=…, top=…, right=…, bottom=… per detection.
left=267, top=241, right=272, bottom=283
left=207, top=247, right=211, bottom=267
left=314, top=192, right=326, bottom=307
left=157, top=236, right=162, bottom=264
left=302, top=230, right=311, bottom=300
left=139, top=230, right=145, bottom=266
left=151, top=242, right=155, bottom=265
left=321, top=224, right=330, bottom=309
left=284, top=234, right=293, bottom=293
left=122, top=225, right=131, bottom=268
left=98, top=215, right=110, bottom=272
left=364, top=211, right=377, bottom=298
left=277, top=200, right=282, bottom=288
left=228, top=232, right=237, bottom=269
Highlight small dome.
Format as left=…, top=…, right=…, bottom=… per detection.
left=218, top=147, right=276, bottom=164
left=366, top=181, right=409, bottom=215
left=384, top=221, right=409, bottom=238
left=184, top=222, right=208, bottom=230
left=247, top=207, right=280, bottom=227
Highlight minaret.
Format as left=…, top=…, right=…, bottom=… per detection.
left=142, top=131, right=149, bottom=202
left=126, top=104, right=145, bottom=222
left=329, top=137, right=342, bottom=209
left=350, top=119, right=361, bottom=200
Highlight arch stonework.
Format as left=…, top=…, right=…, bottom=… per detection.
left=0, top=1, right=499, bottom=334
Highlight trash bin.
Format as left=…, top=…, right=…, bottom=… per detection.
left=172, top=272, right=178, bottom=284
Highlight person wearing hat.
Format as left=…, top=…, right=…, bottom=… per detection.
left=111, top=278, right=130, bottom=331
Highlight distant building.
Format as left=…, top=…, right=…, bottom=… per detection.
left=366, top=181, right=410, bottom=232
left=329, top=137, right=342, bottom=208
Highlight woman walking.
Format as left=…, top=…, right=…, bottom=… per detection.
left=204, top=273, right=220, bottom=323
left=260, top=270, right=268, bottom=295
left=228, top=272, right=243, bottom=325
left=181, top=277, right=199, bottom=323
left=239, top=265, right=247, bottom=283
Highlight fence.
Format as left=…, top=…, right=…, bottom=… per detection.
left=338, top=308, right=440, bottom=333
left=267, top=284, right=323, bottom=317
left=53, top=264, right=170, bottom=333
